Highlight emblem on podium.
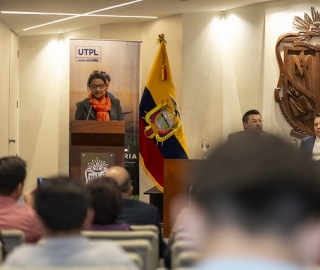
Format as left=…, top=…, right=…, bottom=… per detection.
left=81, top=153, right=114, bottom=184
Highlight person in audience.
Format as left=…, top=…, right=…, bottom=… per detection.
left=228, top=109, right=268, bottom=141
left=3, top=176, right=138, bottom=269
left=187, top=135, right=320, bottom=270
left=105, top=166, right=167, bottom=258
left=0, top=156, right=42, bottom=243
left=300, top=113, right=320, bottom=160
left=85, top=176, right=131, bottom=231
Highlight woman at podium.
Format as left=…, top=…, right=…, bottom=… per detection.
left=75, top=70, right=124, bottom=121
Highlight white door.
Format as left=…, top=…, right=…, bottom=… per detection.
left=0, top=23, right=10, bottom=157
left=8, top=31, right=19, bottom=156
left=0, top=28, right=19, bottom=157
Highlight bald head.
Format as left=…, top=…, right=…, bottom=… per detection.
left=105, top=166, right=132, bottom=194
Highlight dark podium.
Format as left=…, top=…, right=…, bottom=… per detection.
left=144, top=186, right=163, bottom=224
left=69, top=120, right=125, bottom=183
left=163, top=159, right=202, bottom=238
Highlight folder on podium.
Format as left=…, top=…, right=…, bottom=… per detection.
left=69, top=120, right=125, bottom=184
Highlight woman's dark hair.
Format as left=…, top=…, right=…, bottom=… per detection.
left=87, top=70, right=106, bottom=87
left=86, top=176, right=122, bottom=225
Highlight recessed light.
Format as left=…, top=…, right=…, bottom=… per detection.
left=220, top=8, right=228, bottom=11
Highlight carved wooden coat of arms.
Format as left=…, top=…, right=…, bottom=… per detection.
left=275, top=7, right=320, bottom=138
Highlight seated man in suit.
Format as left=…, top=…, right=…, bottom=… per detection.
left=0, top=156, right=42, bottom=243
left=106, top=166, right=167, bottom=259
left=228, top=109, right=267, bottom=141
left=4, top=176, right=138, bottom=269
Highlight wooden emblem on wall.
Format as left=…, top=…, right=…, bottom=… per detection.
left=275, top=7, right=320, bottom=138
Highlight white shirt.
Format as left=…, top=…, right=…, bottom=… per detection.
left=4, top=236, right=138, bottom=269
left=312, top=136, right=320, bottom=161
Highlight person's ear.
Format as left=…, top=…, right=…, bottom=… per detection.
left=128, top=185, right=134, bottom=196
left=11, top=183, right=23, bottom=200
left=82, top=208, right=94, bottom=229
left=16, top=183, right=23, bottom=195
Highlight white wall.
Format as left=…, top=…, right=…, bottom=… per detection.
left=19, top=35, right=65, bottom=190
left=17, top=0, right=319, bottom=198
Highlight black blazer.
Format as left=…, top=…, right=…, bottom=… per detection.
left=116, top=198, right=167, bottom=258
left=75, top=97, right=124, bottom=120
left=300, top=135, right=316, bottom=158
left=228, top=130, right=270, bottom=141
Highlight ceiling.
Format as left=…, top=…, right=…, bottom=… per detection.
left=0, top=0, right=277, bottom=36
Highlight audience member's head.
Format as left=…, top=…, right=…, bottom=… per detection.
left=105, top=166, right=133, bottom=197
left=242, top=109, right=263, bottom=134
left=191, top=135, right=320, bottom=264
left=34, top=176, right=91, bottom=234
left=86, top=176, right=122, bottom=225
left=0, top=156, right=26, bottom=198
left=313, top=113, right=320, bottom=139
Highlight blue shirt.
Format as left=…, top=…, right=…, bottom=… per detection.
left=194, top=256, right=304, bottom=270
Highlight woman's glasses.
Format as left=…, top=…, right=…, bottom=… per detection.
left=90, top=84, right=105, bottom=90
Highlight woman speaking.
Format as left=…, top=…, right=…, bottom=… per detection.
left=75, top=70, right=124, bottom=121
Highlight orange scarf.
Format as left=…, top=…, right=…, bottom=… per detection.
left=89, top=93, right=111, bottom=121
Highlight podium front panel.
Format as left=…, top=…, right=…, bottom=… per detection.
left=70, top=145, right=124, bottom=182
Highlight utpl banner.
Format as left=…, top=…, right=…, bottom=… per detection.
left=69, top=39, right=140, bottom=195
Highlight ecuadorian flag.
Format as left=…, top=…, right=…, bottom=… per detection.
left=139, top=35, right=189, bottom=192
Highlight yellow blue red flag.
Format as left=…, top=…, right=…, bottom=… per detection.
left=139, top=34, right=189, bottom=192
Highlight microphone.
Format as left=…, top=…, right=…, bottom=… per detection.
left=86, top=105, right=92, bottom=121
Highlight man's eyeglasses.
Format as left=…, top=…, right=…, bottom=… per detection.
left=90, top=84, right=105, bottom=90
